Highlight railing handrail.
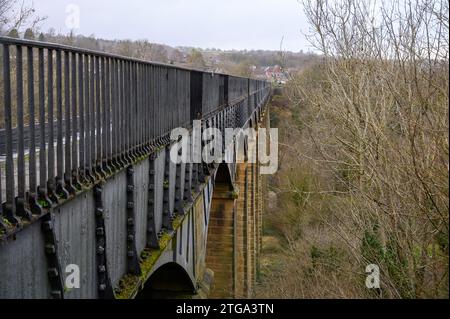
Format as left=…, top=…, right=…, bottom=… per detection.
left=0, top=34, right=271, bottom=235
left=0, top=36, right=265, bottom=82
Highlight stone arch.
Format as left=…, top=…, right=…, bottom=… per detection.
left=135, top=262, right=195, bottom=298
left=215, top=163, right=233, bottom=186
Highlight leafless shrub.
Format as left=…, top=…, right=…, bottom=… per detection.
left=259, top=0, right=448, bottom=298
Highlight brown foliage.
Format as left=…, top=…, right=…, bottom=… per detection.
left=257, top=0, right=448, bottom=298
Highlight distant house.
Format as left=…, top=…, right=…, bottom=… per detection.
left=264, top=65, right=287, bottom=84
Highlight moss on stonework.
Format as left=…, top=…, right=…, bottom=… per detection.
left=114, top=213, right=190, bottom=299
left=231, top=188, right=239, bottom=199
left=172, top=215, right=184, bottom=230
left=2, top=218, right=13, bottom=228
left=115, top=274, right=140, bottom=299
left=38, top=199, right=50, bottom=208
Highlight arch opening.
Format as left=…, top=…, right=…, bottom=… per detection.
left=136, top=262, right=196, bottom=299
left=215, top=163, right=233, bottom=187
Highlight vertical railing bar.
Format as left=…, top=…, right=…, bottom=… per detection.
left=151, top=65, right=155, bottom=142
left=133, top=61, right=137, bottom=154
left=84, top=54, right=92, bottom=181
left=158, top=67, right=162, bottom=141
left=161, top=67, right=164, bottom=139
left=141, top=64, right=145, bottom=151
left=149, top=65, right=153, bottom=143
left=123, top=60, right=128, bottom=160
left=15, top=45, right=31, bottom=218
left=125, top=61, right=131, bottom=158
left=95, top=55, right=103, bottom=176
left=124, top=61, right=129, bottom=161
left=71, top=51, right=80, bottom=188
left=137, top=62, right=140, bottom=153
left=121, top=60, right=125, bottom=162
left=127, top=61, right=132, bottom=159
left=112, top=58, right=117, bottom=163
left=118, top=60, right=124, bottom=164
left=118, top=59, right=122, bottom=160
left=122, top=60, right=127, bottom=160
left=47, top=48, right=57, bottom=203
left=27, top=46, right=43, bottom=213
left=144, top=64, right=148, bottom=150
left=157, top=66, right=161, bottom=141
left=90, top=55, right=97, bottom=179
left=124, top=60, right=129, bottom=162
left=111, top=59, right=117, bottom=162
left=155, top=66, right=159, bottom=142
left=110, top=58, right=116, bottom=165
left=119, top=60, right=124, bottom=162
left=170, top=69, right=174, bottom=134
left=78, top=53, right=85, bottom=183
left=104, top=57, right=111, bottom=171
left=55, top=50, right=68, bottom=198
left=150, top=65, right=154, bottom=143
left=64, top=50, right=74, bottom=193
left=38, top=47, right=51, bottom=206
left=2, top=44, right=18, bottom=222
left=174, top=70, right=178, bottom=130
left=138, top=63, right=142, bottom=151
left=105, top=58, right=112, bottom=170
left=148, top=65, right=152, bottom=147
left=16, top=45, right=25, bottom=199
left=100, top=57, right=107, bottom=173
left=143, top=64, right=147, bottom=149
left=158, top=67, right=161, bottom=140
left=111, top=58, right=116, bottom=165
left=27, top=45, right=36, bottom=198
left=164, top=68, right=168, bottom=137
left=139, top=63, right=143, bottom=152
left=135, top=63, right=140, bottom=153
left=141, top=63, right=145, bottom=148
left=131, top=61, right=137, bottom=157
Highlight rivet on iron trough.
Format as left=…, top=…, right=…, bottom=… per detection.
left=48, top=268, right=59, bottom=277
left=96, top=227, right=104, bottom=236
left=97, top=246, right=105, bottom=255
left=45, top=244, right=56, bottom=254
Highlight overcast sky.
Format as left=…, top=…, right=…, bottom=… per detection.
left=31, top=0, right=312, bottom=52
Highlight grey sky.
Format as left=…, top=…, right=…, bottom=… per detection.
left=32, top=0, right=312, bottom=52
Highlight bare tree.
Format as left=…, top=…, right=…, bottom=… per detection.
left=0, top=0, right=45, bottom=35
left=263, top=0, right=449, bottom=298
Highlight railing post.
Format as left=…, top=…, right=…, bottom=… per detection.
left=47, top=49, right=58, bottom=203
left=71, top=51, right=81, bottom=189
left=38, top=47, right=52, bottom=208
left=2, top=43, right=20, bottom=224
left=15, top=45, right=32, bottom=219
left=64, top=50, right=76, bottom=194
left=55, top=49, right=69, bottom=198
left=27, top=46, right=43, bottom=214
left=77, top=53, right=87, bottom=184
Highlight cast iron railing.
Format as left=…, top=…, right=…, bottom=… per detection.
left=0, top=36, right=270, bottom=230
